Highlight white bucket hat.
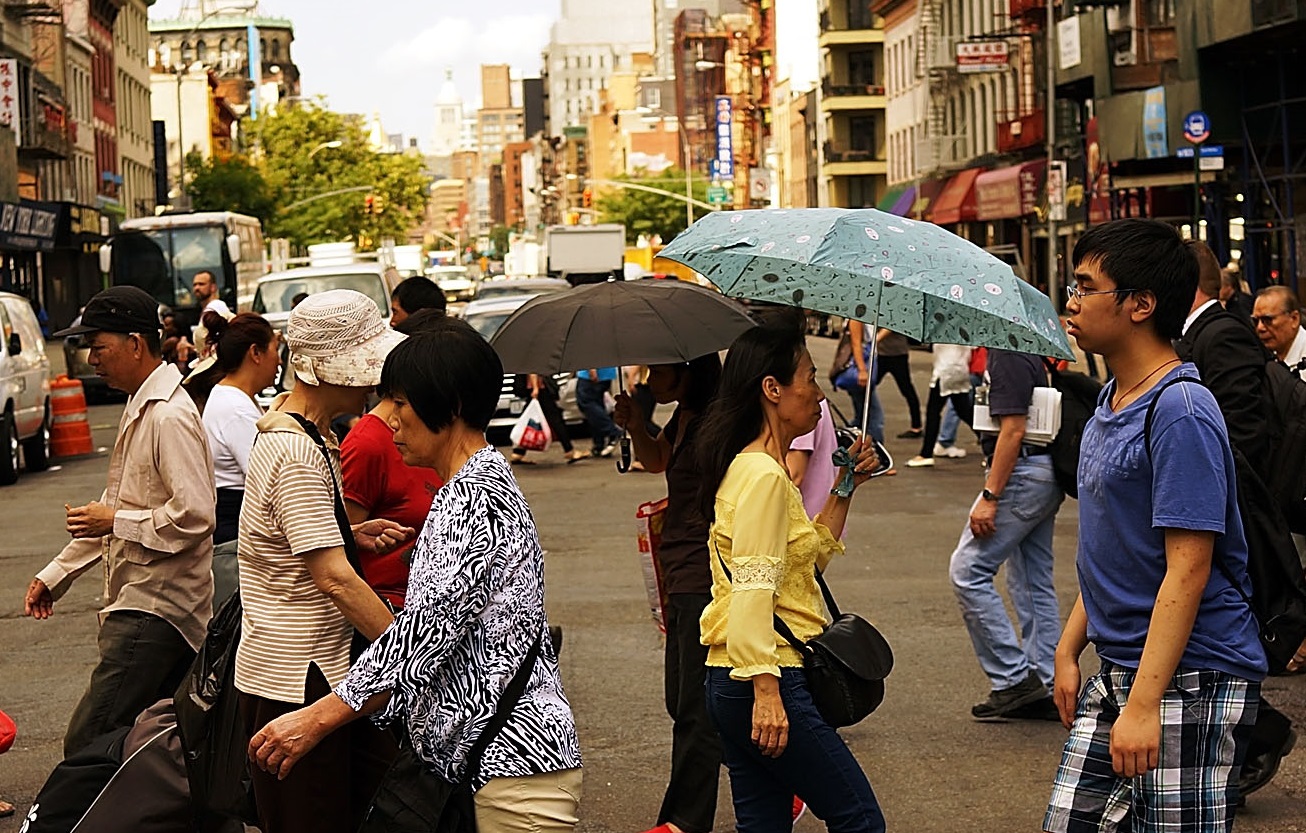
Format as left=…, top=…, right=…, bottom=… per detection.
left=285, top=289, right=406, bottom=387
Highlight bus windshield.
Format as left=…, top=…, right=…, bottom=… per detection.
left=114, top=226, right=226, bottom=309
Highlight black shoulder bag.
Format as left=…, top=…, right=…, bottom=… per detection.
left=715, top=543, right=893, bottom=727
left=358, top=630, right=544, bottom=833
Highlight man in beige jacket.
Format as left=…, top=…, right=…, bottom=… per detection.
left=25, top=286, right=216, bottom=757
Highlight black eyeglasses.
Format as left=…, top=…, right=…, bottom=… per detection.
left=1252, top=312, right=1291, bottom=327
left=1066, top=284, right=1133, bottom=302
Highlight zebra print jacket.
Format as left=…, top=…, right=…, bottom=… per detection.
left=336, top=445, right=581, bottom=788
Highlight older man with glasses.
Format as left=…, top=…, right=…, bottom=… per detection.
left=1252, top=285, right=1306, bottom=379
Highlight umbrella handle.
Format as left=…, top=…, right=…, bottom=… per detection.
left=861, top=326, right=880, bottom=438
left=617, top=433, right=632, bottom=473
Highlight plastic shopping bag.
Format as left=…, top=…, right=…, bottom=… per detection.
left=635, top=498, right=670, bottom=634
left=509, top=398, right=552, bottom=452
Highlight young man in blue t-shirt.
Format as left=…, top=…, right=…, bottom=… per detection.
left=1045, top=219, right=1267, bottom=833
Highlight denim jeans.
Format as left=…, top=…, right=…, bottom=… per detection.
left=939, top=400, right=960, bottom=447
left=948, top=456, right=1064, bottom=690
left=575, top=377, right=619, bottom=452
left=844, top=385, right=885, bottom=445
left=64, top=610, right=195, bottom=757
left=705, top=667, right=886, bottom=833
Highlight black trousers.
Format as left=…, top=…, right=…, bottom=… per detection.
left=919, top=382, right=974, bottom=458
left=874, top=354, right=922, bottom=429
left=660, top=593, right=722, bottom=833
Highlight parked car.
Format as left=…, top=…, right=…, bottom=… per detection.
left=0, top=292, right=53, bottom=485
left=428, top=265, right=478, bottom=304
left=460, top=294, right=585, bottom=444
left=472, top=277, right=571, bottom=303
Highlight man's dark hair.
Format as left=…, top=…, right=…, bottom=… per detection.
left=378, top=317, right=502, bottom=432
left=391, top=276, right=447, bottom=315
left=134, top=328, right=162, bottom=357
left=1188, top=240, right=1223, bottom=300
left=378, top=309, right=452, bottom=397
left=1071, top=218, right=1197, bottom=340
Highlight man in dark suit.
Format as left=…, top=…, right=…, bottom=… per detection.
left=1176, top=241, right=1295, bottom=802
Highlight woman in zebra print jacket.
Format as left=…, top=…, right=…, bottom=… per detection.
left=250, top=319, right=583, bottom=830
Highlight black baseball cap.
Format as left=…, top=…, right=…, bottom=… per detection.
left=54, top=286, right=161, bottom=337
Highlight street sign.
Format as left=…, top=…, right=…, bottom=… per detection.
left=1176, top=145, right=1223, bottom=158
left=1182, top=110, right=1211, bottom=144
left=1176, top=144, right=1224, bottom=169
left=706, top=184, right=729, bottom=205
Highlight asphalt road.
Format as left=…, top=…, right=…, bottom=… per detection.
left=1, top=339, right=1302, bottom=832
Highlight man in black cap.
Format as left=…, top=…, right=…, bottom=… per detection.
left=23, top=286, right=216, bottom=756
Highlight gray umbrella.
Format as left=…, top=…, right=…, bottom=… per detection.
left=489, top=279, right=756, bottom=374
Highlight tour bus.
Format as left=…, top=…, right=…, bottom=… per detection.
left=97, top=211, right=265, bottom=327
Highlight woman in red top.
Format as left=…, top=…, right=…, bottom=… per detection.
left=339, top=311, right=446, bottom=608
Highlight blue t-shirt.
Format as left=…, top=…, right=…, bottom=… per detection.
left=1076, top=364, right=1266, bottom=681
left=581, top=367, right=618, bottom=383
left=980, top=349, right=1044, bottom=456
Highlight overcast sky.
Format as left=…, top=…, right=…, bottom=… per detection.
left=150, top=0, right=817, bottom=148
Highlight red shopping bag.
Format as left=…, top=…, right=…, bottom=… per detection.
left=0, top=707, right=15, bottom=753
left=635, top=498, right=670, bottom=634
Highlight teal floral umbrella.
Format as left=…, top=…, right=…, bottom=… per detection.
left=657, top=207, right=1074, bottom=361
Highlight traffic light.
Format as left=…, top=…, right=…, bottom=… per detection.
left=364, top=194, right=375, bottom=214
left=582, top=186, right=593, bottom=209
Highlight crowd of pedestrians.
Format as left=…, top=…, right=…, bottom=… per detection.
left=11, top=218, right=1306, bottom=832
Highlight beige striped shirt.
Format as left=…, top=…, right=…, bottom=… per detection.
left=235, top=408, right=350, bottom=703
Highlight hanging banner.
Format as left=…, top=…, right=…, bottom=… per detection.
left=1142, top=86, right=1168, bottom=159
left=955, top=41, right=1009, bottom=74
left=714, top=96, right=734, bottom=183
left=0, top=59, right=18, bottom=143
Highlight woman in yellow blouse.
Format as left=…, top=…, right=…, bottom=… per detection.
left=695, top=322, right=886, bottom=833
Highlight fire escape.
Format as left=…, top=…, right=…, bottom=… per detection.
left=915, top=0, right=966, bottom=173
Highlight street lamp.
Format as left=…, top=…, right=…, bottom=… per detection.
left=308, top=140, right=343, bottom=158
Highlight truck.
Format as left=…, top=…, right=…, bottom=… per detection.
left=545, top=224, right=626, bottom=285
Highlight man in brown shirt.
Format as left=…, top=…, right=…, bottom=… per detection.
left=24, top=286, right=216, bottom=756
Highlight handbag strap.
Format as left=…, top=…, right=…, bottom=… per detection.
left=286, top=412, right=368, bottom=581
left=825, top=399, right=856, bottom=430
left=463, top=629, right=543, bottom=783
left=712, top=539, right=840, bottom=657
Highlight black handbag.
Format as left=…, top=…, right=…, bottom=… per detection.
left=358, top=631, right=543, bottom=833
left=715, top=545, right=893, bottom=728
left=773, top=570, right=893, bottom=728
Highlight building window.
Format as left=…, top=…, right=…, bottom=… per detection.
left=848, top=50, right=877, bottom=87
left=846, top=176, right=878, bottom=207
left=271, top=38, right=282, bottom=60
left=181, top=40, right=193, bottom=64
left=1146, top=0, right=1176, bottom=25
left=848, top=0, right=874, bottom=30
left=849, top=115, right=876, bottom=152
left=196, top=40, right=207, bottom=63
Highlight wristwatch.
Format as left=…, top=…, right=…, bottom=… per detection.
left=981, top=488, right=1001, bottom=502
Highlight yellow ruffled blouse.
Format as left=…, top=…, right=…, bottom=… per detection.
left=701, top=452, right=845, bottom=680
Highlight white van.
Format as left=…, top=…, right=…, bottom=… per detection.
left=0, top=291, right=52, bottom=485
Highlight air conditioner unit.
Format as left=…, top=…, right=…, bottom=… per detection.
left=1010, top=121, right=1022, bottom=136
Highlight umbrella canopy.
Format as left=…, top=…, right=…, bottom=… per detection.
left=657, top=207, right=1074, bottom=361
left=489, top=279, right=757, bottom=374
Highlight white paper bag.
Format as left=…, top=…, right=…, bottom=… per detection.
left=509, top=398, right=552, bottom=452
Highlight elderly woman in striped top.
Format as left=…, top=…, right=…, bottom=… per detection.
left=234, top=290, right=413, bottom=833
left=249, top=318, right=582, bottom=832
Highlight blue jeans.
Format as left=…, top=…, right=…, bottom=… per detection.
left=939, top=400, right=959, bottom=447
left=948, top=456, right=1063, bottom=690
left=844, top=385, right=885, bottom=444
left=575, top=377, right=619, bottom=452
left=705, top=667, right=886, bottom=833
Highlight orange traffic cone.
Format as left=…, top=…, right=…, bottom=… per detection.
left=50, top=375, right=94, bottom=458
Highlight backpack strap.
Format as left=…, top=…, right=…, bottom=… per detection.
left=285, top=412, right=368, bottom=581
left=463, top=629, right=543, bottom=783
left=1140, top=376, right=1256, bottom=611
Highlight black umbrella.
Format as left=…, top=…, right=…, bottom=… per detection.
left=489, top=279, right=755, bottom=374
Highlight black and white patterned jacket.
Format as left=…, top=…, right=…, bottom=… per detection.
left=336, top=446, right=581, bottom=788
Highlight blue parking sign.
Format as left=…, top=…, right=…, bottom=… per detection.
left=1183, top=110, right=1211, bottom=144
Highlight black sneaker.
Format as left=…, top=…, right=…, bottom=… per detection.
left=1004, top=695, right=1062, bottom=722
left=1239, top=727, right=1297, bottom=798
left=971, top=672, right=1048, bottom=721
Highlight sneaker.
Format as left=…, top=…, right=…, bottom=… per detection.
left=1239, top=727, right=1297, bottom=798
left=792, top=796, right=807, bottom=824
left=1004, top=695, right=1061, bottom=722
left=599, top=440, right=618, bottom=458
left=971, top=672, right=1049, bottom=721
left=933, top=443, right=967, bottom=459
left=905, top=455, right=934, bottom=467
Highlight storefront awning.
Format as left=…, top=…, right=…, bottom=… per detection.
left=975, top=160, right=1046, bottom=221
left=875, top=184, right=917, bottom=217
left=927, top=168, right=983, bottom=226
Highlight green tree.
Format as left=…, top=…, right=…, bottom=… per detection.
left=594, top=169, right=709, bottom=244
left=184, top=153, right=276, bottom=223
left=486, top=225, right=511, bottom=257
left=246, top=100, right=429, bottom=249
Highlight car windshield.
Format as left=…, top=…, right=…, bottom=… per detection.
left=477, top=282, right=564, bottom=301
left=253, top=273, right=389, bottom=315
left=463, top=309, right=516, bottom=340
left=114, top=226, right=226, bottom=308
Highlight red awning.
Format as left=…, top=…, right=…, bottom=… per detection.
left=975, top=160, right=1046, bottom=220
left=927, top=168, right=983, bottom=225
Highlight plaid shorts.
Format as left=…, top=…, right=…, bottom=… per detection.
left=1044, top=661, right=1258, bottom=833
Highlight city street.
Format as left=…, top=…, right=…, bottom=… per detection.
left=1, top=340, right=1302, bottom=832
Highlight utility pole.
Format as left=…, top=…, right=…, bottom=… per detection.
left=1045, top=0, right=1060, bottom=305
